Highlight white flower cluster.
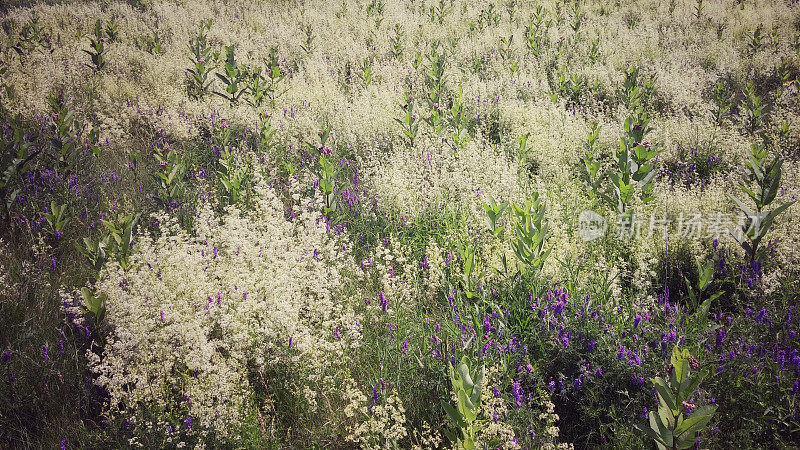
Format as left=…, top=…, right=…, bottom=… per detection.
left=345, top=387, right=408, bottom=450
left=64, top=178, right=359, bottom=438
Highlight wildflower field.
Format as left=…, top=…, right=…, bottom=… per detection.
left=1, top=0, right=800, bottom=448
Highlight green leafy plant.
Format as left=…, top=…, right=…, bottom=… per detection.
left=741, top=81, right=768, bottom=134
left=84, top=19, right=108, bottom=71
left=263, top=46, right=287, bottom=107
left=153, top=144, right=186, bottom=207
left=747, top=24, right=764, bottom=54
left=621, top=66, right=643, bottom=110
left=46, top=89, right=81, bottom=170
left=81, top=287, right=107, bottom=326
left=516, top=132, right=532, bottom=164
left=769, top=26, right=779, bottom=52
left=459, top=244, right=481, bottom=299
left=708, top=78, right=733, bottom=125
left=300, top=24, right=315, bottom=55
left=242, top=64, right=268, bottom=107
left=395, top=92, right=420, bottom=147
left=570, top=3, right=584, bottom=33
left=138, top=29, right=164, bottom=54
left=307, top=122, right=338, bottom=216
left=635, top=346, right=717, bottom=450
left=0, top=118, right=37, bottom=219
left=214, top=45, right=247, bottom=105
left=423, top=88, right=444, bottom=136
left=579, top=121, right=604, bottom=196
left=78, top=234, right=111, bottom=274
left=524, top=8, right=550, bottom=57
left=412, top=50, right=423, bottom=70
left=684, top=259, right=723, bottom=314
left=499, top=35, right=513, bottom=60
left=366, top=0, right=384, bottom=27
left=0, top=57, right=8, bottom=101
left=241, top=47, right=288, bottom=108
left=728, top=142, right=795, bottom=264
left=216, top=147, right=251, bottom=206
left=509, top=59, right=520, bottom=77
left=11, top=12, right=54, bottom=63
left=102, top=213, right=140, bottom=270
left=775, top=57, right=795, bottom=98
left=483, top=196, right=509, bottom=238
left=442, top=356, right=485, bottom=450
left=430, top=0, right=453, bottom=25
left=588, top=37, right=600, bottom=62
left=447, top=86, right=471, bottom=152
left=476, top=3, right=501, bottom=29
left=104, top=16, right=120, bottom=43
left=604, top=108, right=659, bottom=213
left=694, top=0, right=704, bottom=21
left=791, top=33, right=800, bottom=54
left=510, top=193, right=550, bottom=277
left=357, top=57, right=373, bottom=87
left=390, top=24, right=404, bottom=60
left=43, top=201, right=70, bottom=237
left=553, top=68, right=587, bottom=105
left=186, top=19, right=214, bottom=100
left=426, top=43, right=448, bottom=96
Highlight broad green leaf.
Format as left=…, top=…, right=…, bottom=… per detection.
left=674, top=405, right=716, bottom=438
left=635, top=419, right=667, bottom=447
left=653, top=377, right=677, bottom=413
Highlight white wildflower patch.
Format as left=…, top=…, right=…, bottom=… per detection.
left=62, top=179, right=359, bottom=438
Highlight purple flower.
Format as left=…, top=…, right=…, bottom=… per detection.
left=715, top=328, right=726, bottom=347
left=574, top=377, right=583, bottom=390
left=160, top=310, right=165, bottom=323
left=379, top=292, right=388, bottom=312
left=634, top=314, right=641, bottom=328
left=588, top=339, right=596, bottom=352
left=492, top=385, right=500, bottom=398
left=512, top=380, right=523, bottom=407
left=183, top=415, right=192, bottom=430
left=41, top=344, right=48, bottom=361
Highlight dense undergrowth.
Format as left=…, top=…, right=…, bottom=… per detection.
left=1, top=0, right=799, bottom=448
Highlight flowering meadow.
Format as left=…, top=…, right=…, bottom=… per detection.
left=1, top=0, right=800, bottom=448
